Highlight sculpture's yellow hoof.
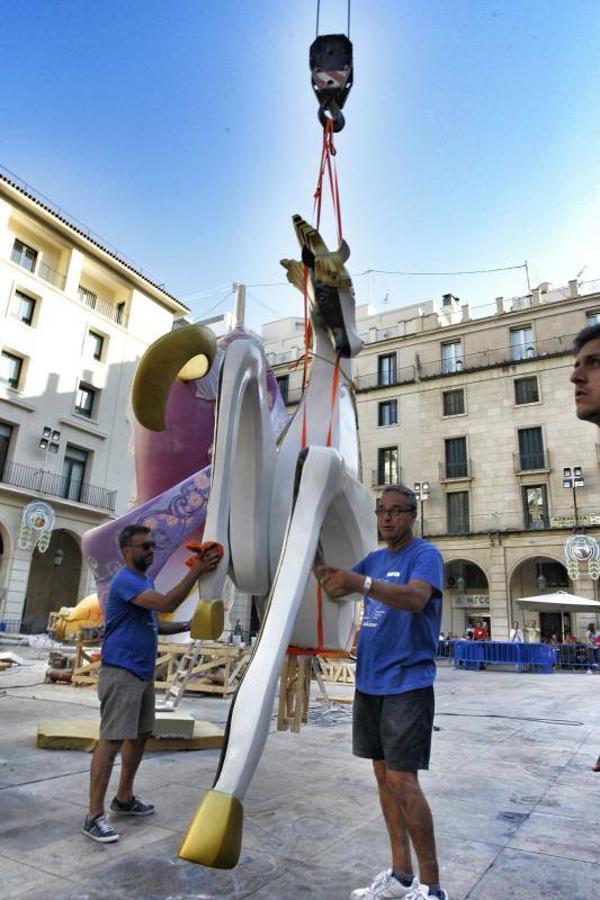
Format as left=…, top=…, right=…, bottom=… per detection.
left=178, top=790, right=243, bottom=868
left=190, top=600, right=224, bottom=640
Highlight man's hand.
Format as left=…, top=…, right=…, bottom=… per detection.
left=186, top=541, right=224, bottom=574
left=315, top=564, right=354, bottom=600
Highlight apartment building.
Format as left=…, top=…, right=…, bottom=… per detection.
left=0, top=173, right=188, bottom=630
left=263, top=282, right=600, bottom=641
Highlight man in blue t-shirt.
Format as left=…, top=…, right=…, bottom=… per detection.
left=83, top=525, right=222, bottom=844
left=316, top=485, right=447, bottom=900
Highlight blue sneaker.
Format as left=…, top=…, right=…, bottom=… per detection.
left=110, top=795, right=155, bottom=816
left=82, top=814, right=119, bottom=843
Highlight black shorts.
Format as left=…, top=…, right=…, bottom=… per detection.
left=353, top=686, right=435, bottom=772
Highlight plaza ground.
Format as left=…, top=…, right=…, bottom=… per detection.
left=1, top=645, right=599, bottom=899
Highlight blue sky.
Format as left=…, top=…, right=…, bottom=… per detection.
left=1, top=1, right=599, bottom=331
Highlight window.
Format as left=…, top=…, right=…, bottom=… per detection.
left=116, top=302, right=126, bottom=324
left=378, top=353, right=397, bottom=387
left=441, top=340, right=463, bottom=374
left=586, top=310, right=600, bottom=327
left=518, top=427, right=545, bottom=470
left=522, top=484, right=549, bottom=530
left=378, top=399, right=398, bottom=426
left=75, top=383, right=96, bottom=418
left=510, top=325, right=534, bottom=361
left=377, top=446, right=399, bottom=485
left=514, top=376, right=539, bottom=405
left=86, top=330, right=105, bottom=361
left=14, top=290, right=36, bottom=325
left=0, top=351, right=24, bottom=389
left=445, top=437, right=468, bottom=478
left=447, top=491, right=469, bottom=534
left=276, top=374, right=289, bottom=404
left=443, top=389, right=465, bottom=416
left=60, top=445, right=88, bottom=502
left=0, top=422, right=12, bottom=481
left=11, top=239, right=37, bottom=273
left=78, top=286, right=97, bottom=308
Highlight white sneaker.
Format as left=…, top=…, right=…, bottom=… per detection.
left=405, top=886, right=449, bottom=900
left=350, top=869, right=419, bottom=899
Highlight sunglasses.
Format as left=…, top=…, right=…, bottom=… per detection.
left=127, top=541, right=156, bottom=551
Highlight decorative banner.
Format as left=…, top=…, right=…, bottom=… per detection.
left=565, top=534, right=600, bottom=581
left=18, top=501, right=55, bottom=552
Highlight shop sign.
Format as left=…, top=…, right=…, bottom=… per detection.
left=452, top=594, right=490, bottom=609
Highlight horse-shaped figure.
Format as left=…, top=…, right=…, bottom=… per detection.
left=178, top=214, right=375, bottom=867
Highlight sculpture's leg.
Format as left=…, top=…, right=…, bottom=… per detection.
left=178, top=446, right=367, bottom=867
left=192, top=339, right=277, bottom=640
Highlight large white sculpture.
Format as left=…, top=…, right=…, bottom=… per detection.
left=179, top=215, right=375, bottom=867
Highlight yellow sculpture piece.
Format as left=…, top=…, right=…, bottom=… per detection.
left=131, top=324, right=217, bottom=432
left=178, top=790, right=243, bottom=869
left=190, top=599, right=225, bottom=640
left=52, top=593, right=103, bottom=641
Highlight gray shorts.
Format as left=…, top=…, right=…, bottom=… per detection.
left=97, top=665, right=155, bottom=741
left=353, top=686, right=435, bottom=771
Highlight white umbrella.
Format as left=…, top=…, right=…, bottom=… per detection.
left=515, top=590, right=600, bottom=638
left=515, top=591, right=600, bottom=613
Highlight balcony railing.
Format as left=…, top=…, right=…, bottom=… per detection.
left=418, top=333, right=577, bottom=380
left=38, top=261, right=67, bottom=290
left=421, top=506, right=600, bottom=537
left=439, top=458, right=472, bottom=481
left=371, top=468, right=403, bottom=488
left=354, top=366, right=416, bottom=392
left=513, top=449, right=551, bottom=473
left=78, top=289, right=128, bottom=326
left=0, top=460, right=116, bottom=512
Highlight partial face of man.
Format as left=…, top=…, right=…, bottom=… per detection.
left=375, top=491, right=417, bottom=546
left=571, top=337, right=600, bottom=425
left=123, top=534, right=155, bottom=572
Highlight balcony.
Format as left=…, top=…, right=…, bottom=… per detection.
left=418, top=333, right=577, bottom=381
left=513, top=449, right=551, bottom=473
left=354, top=365, right=416, bottom=392
left=439, top=459, right=472, bottom=481
left=78, top=287, right=128, bottom=326
left=422, top=506, right=600, bottom=537
left=0, top=461, right=116, bottom=512
left=38, top=261, right=66, bottom=290
left=371, top=468, right=403, bottom=488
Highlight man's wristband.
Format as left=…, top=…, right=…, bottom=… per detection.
left=363, top=576, right=373, bottom=596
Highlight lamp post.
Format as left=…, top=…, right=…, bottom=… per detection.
left=39, top=425, right=61, bottom=491
left=562, top=465, right=584, bottom=529
left=414, top=481, right=430, bottom=537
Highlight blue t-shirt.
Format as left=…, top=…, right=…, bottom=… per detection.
left=102, top=567, right=157, bottom=681
left=353, top=538, right=444, bottom=695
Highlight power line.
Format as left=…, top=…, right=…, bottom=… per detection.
left=353, top=264, right=527, bottom=277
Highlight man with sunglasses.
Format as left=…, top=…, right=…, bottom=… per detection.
left=83, top=524, right=222, bottom=844
left=316, top=485, right=446, bottom=900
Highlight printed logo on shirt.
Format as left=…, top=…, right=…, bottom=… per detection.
left=386, top=571, right=401, bottom=577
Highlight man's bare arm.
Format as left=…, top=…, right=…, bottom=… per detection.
left=132, top=545, right=222, bottom=613
left=315, top=565, right=433, bottom=613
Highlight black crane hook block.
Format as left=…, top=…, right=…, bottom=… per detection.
left=309, top=34, right=353, bottom=132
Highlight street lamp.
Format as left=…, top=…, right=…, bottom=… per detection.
left=563, top=465, right=584, bottom=528
left=39, top=425, right=61, bottom=454
left=414, top=481, right=430, bottom=537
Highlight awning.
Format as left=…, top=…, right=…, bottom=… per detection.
left=515, top=590, right=600, bottom=614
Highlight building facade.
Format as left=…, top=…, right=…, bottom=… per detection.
left=263, top=282, right=600, bottom=641
left=0, top=173, right=188, bottom=630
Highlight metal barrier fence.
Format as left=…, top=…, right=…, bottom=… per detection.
left=554, top=643, right=600, bottom=672
left=453, top=640, right=556, bottom=673
left=436, top=639, right=456, bottom=664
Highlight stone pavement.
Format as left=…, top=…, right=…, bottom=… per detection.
left=1, top=644, right=600, bottom=899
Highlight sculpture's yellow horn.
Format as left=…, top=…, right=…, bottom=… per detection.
left=132, top=324, right=217, bottom=431
left=178, top=790, right=243, bottom=869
